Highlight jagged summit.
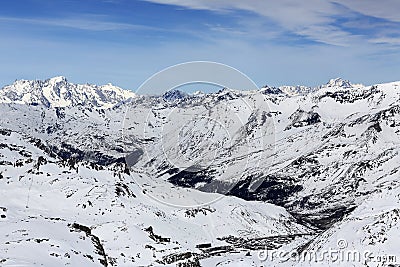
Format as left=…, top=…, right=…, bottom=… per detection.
left=260, top=85, right=283, bottom=95
left=280, top=85, right=315, bottom=96
left=324, top=77, right=355, bottom=88
left=0, top=76, right=136, bottom=108
left=163, top=89, right=188, bottom=101
left=48, top=76, right=68, bottom=84
left=260, top=84, right=315, bottom=96
left=261, top=78, right=364, bottom=96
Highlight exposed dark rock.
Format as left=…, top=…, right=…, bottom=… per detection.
left=69, top=223, right=108, bottom=267
left=318, top=87, right=378, bottom=103
left=227, top=174, right=303, bottom=206
left=290, top=206, right=357, bottom=230
left=261, top=86, right=283, bottom=95
left=163, top=90, right=188, bottom=101
left=195, top=243, right=212, bottom=249
left=125, top=148, right=143, bottom=167
left=185, top=207, right=215, bottom=218
left=0, top=129, right=11, bottom=136
left=286, top=109, right=321, bottom=130
left=144, top=226, right=170, bottom=243
left=115, top=182, right=136, bottom=198
left=168, top=168, right=215, bottom=187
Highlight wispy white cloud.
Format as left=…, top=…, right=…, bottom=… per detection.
left=370, top=37, right=400, bottom=45
left=333, top=0, right=400, bottom=22
left=5, top=1, right=399, bottom=46
left=295, top=25, right=360, bottom=47
left=0, top=15, right=155, bottom=31
left=141, top=0, right=400, bottom=46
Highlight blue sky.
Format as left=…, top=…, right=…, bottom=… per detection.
left=1, top=0, right=400, bottom=91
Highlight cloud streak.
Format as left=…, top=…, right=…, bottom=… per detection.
left=141, top=0, right=400, bottom=46
left=370, top=37, right=400, bottom=45
left=0, top=15, right=155, bottom=31
left=333, top=0, right=400, bottom=22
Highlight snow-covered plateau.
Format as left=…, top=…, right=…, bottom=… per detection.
left=1, top=77, right=400, bottom=266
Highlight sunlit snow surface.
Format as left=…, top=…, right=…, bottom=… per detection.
left=1, top=78, right=400, bottom=266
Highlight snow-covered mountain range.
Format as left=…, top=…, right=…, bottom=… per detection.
left=0, top=76, right=136, bottom=108
left=1, top=77, right=399, bottom=266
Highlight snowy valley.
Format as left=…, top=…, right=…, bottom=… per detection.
left=0, top=77, right=400, bottom=266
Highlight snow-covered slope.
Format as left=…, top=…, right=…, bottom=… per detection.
left=0, top=128, right=309, bottom=266
left=1, top=77, right=400, bottom=266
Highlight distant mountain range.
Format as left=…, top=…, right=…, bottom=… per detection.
left=0, top=76, right=136, bottom=108
left=0, top=76, right=361, bottom=108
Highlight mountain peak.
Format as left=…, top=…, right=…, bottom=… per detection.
left=326, top=78, right=352, bottom=88
left=260, top=85, right=283, bottom=95
left=163, top=89, right=188, bottom=101
left=48, top=76, right=68, bottom=84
